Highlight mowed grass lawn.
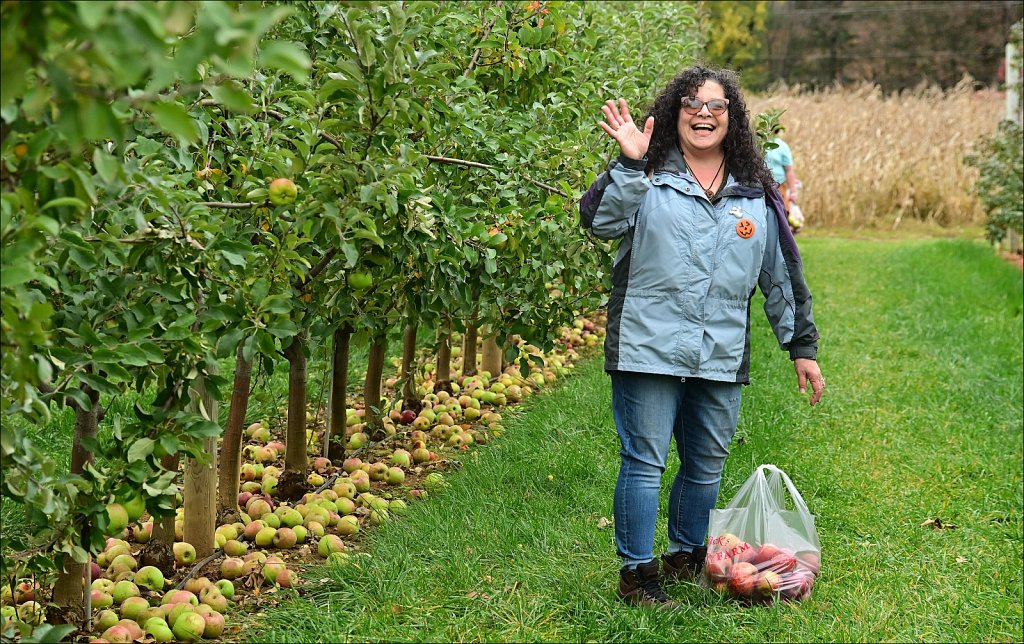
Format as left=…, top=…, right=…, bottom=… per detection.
left=249, top=237, right=1023, bottom=643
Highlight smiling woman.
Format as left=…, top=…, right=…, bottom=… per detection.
left=580, top=64, right=825, bottom=607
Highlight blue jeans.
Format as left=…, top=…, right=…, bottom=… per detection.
left=610, top=371, right=742, bottom=569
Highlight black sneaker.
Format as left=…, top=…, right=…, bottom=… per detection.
left=661, top=546, right=707, bottom=583
left=617, top=560, right=676, bottom=607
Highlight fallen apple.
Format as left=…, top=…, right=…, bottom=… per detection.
left=317, top=534, right=346, bottom=557
left=134, top=566, right=165, bottom=592
left=220, top=557, right=245, bottom=580
left=171, top=611, right=206, bottom=642
left=172, top=542, right=196, bottom=566
left=111, top=580, right=140, bottom=605
left=273, top=527, right=298, bottom=549
left=94, top=609, right=120, bottom=632
left=214, top=579, right=235, bottom=601
left=119, top=596, right=150, bottom=623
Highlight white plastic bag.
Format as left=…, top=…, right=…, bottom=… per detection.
left=702, top=464, right=821, bottom=604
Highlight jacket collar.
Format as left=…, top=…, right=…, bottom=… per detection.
left=656, top=146, right=765, bottom=199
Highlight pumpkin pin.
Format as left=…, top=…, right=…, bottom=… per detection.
left=736, top=218, right=755, bottom=239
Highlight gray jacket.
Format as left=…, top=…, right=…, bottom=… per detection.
left=579, top=147, right=818, bottom=383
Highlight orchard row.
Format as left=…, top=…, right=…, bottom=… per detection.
left=0, top=1, right=708, bottom=637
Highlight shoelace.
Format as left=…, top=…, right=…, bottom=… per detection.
left=641, top=575, right=672, bottom=602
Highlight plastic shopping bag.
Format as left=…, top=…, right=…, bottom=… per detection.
left=702, top=464, right=820, bottom=604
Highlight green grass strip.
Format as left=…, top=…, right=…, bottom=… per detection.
left=247, top=237, right=1019, bottom=642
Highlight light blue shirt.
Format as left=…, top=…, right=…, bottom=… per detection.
left=764, top=137, right=793, bottom=184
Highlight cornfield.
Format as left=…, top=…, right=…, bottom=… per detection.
left=749, top=81, right=1006, bottom=231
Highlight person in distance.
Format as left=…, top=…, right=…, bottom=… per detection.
left=579, top=64, right=825, bottom=607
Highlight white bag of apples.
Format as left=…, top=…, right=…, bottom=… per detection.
left=702, top=464, right=821, bottom=604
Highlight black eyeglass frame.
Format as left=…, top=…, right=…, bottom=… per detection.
left=680, top=97, right=730, bottom=115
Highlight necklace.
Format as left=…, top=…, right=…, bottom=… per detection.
left=685, top=156, right=726, bottom=199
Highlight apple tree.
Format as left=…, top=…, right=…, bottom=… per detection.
left=0, top=0, right=310, bottom=621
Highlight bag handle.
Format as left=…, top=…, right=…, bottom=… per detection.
left=755, top=464, right=813, bottom=517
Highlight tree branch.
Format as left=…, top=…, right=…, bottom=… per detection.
left=198, top=201, right=262, bottom=209
left=424, top=155, right=567, bottom=197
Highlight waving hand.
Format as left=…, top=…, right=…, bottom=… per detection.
left=599, top=98, right=654, bottom=161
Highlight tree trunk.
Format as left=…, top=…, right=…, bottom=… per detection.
left=139, top=453, right=179, bottom=577
left=363, top=338, right=386, bottom=441
left=400, top=318, right=421, bottom=414
left=480, top=328, right=502, bottom=379
left=434, top=317, right=453, bottom=395
left=216, top=344, right=251, bottom=523
left=279, top=331, right=308, bottom=501
left=51, top=386, right=100, bottom=612
left=326, top=325, right=351, bottom=463
left=462, top=318, right=478, bottom=378
left=183, top=376, right=217, bottom=559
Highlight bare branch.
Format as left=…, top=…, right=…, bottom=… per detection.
left=425, top=155, right=568, bottom=197
left=198, top=201, right=262, bottom=209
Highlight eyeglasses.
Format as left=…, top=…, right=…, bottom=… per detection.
left=680, top=97, right=730, bottom=115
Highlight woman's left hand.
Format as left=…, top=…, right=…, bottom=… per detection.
left=794, top=358, right=825, bottom=406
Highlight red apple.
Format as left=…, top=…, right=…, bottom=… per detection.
left=765, top=547, right=798, bottom=573
left=728, top=561, right=758, bottom=597
left=704, top=551, right=732, bottom=582
left=797, top=551, right=821, bottom=575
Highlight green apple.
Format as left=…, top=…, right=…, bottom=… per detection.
left=335, top=515, right=359, bottom=536
left=262, top=556, right=287, bottom=584
left=222, top=538, right=248, bottom=557
left=214, top=579, right=235, bottom=601
left=317, top=534, right=346, bottom=557
left=122, top=493, right=146, bottom=523
left=119, top=595, right=150, bottom=622
left=254, top=526, right=277, bottom=547
left=105, top=503, right=129, bottom=535
left=267, top=177, right=298, bottom=206
left=199, top=586, right=228, bottom=613
left=111, top=580, right=140, bottom=604
left=172, top=542, right=196, bottom=566
left=347, top=271, right=372, bottom=291
left=171, top=611, right=206, bottom=642
left=144, top=617, right=174, bottom=643
left=167, top=602, right=195, bottom=630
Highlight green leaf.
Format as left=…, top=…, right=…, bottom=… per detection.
left=18, top=623, right=78, bottom=643
left=257, top=41, right=311, bottom=82
left=216, top=326, right=246, bottom=358
left=149, top=101, right=200, bottom=146
left=41, top=197, right=89, bottom=212
left=93, top=149, right=120, bottom=184
left=207, top=81, right=256, bottom=113
left=128, top=438, right=156, bottom=462
left=0, top=263, right=35, bottom=288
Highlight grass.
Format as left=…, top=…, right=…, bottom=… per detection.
left=246, top=236, right=1023, bottom=643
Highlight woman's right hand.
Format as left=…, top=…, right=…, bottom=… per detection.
left=599, top=98, right=654, bottom=161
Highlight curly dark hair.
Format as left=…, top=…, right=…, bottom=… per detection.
left=643, top=65, right=774, bottom=190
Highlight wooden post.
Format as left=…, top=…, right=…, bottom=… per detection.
left=1006, top=30, right=1022, bottom=254
left=183, top=376, right=217, bottom=559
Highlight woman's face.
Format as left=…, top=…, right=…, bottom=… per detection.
left=677, top=80, right=729, bottom=157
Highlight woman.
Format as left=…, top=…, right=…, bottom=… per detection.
left=579, top=65, right=825, bottom=607
left=764, top=121, right=804, bottom=233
